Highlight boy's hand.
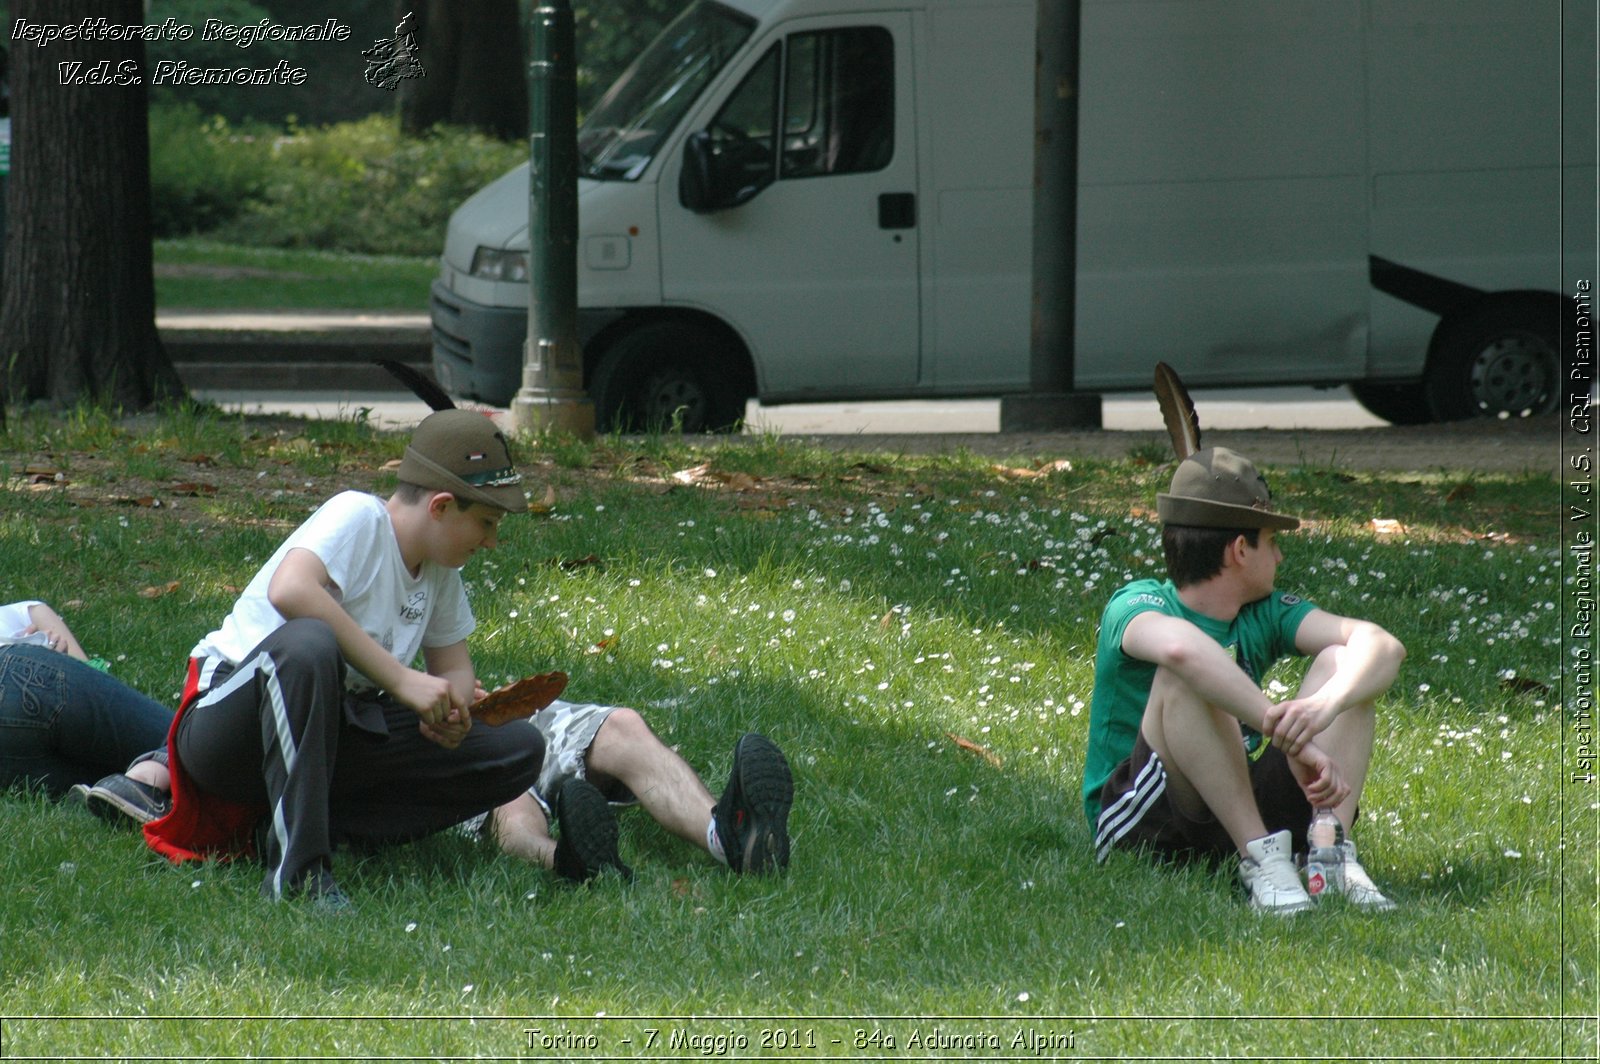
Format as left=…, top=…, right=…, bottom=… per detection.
left=1263, top=695, right=1340, bottom=756
left=420, top=705, right=472, bottom=749
left=394, top=669, right=461, bottom=727
left=1286, top=742, right=1350, bottom=809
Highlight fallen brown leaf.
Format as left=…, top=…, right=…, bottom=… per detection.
left=671, top=462, right=712, bottom=485
left=946, top=731, right=1003, bottom=768
left=548, top=553, right=602, bottom=571
left=526, top=484, right=558, bottom=514
left=138, top=580, right=181, bottom=600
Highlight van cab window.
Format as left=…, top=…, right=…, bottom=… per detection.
left=578, top=1, right=755, bottom=181
left=706, top=25, right=894, bottom=188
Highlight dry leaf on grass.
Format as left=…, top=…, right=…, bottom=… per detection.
left=139, top=581, right=181, bottom=600
left=1499, top=676, right=1551, bottom=697
left=991, top=458, right=1074, bottom=480
left=669, top=463, right=762, bottom=491
left=526, top=484, right=558, bottom=515
left=946, top=732, right=1003, bottom=767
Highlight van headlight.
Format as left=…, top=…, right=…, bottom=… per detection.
left=469, top=247, right=529, bottom=282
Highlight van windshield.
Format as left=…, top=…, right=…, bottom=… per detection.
left=578, top=2, right=755, bottom=181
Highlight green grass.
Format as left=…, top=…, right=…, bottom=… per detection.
left=0, top=410, right=1592, bottom=1060
left=155, top=239, right=437, bottom=311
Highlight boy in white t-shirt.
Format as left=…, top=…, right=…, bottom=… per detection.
left=145, top=411, right=546, bottom=910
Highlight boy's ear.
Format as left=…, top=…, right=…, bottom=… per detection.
left=1222, top=533, right=1250, bottom=568
left=427, top=492, right=454, bottom=518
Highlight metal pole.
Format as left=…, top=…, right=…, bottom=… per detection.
left=510, top=0, right=594, bottom=437
left=999, top=0, right=1101, bottom=431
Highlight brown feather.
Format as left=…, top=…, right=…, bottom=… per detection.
left=1153, top=361, right=1201, bottom=460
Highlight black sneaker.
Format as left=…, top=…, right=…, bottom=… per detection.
left=552, top=778, right=631, bottom=883
left=83, top=773, right=170, bottom=827
left=712, top=733, right=793, bottom=874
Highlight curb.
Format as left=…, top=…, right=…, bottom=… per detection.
left=158, top=311, right=431, bottom=391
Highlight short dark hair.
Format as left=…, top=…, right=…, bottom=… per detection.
left=1162, top=524, right=1260, bottom=587
left=392, top=481, right=479, bottom=512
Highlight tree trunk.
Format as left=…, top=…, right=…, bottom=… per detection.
left=397, top=0, right=526, bottom=140
left=0, top=0, right=184, bottom=411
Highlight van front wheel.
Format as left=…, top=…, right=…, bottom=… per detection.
left=589, top=323, right=747, bottom=434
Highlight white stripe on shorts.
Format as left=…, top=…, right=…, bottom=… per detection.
left=1094, top=750, right=1167, bottom=863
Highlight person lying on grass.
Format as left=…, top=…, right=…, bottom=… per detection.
left=471, top=706, right=792, bottom=883
left=1082, top=447, right=1405, bottom=914
left=0, top=599, right=173, bottom=823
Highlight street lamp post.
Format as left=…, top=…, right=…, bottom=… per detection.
left=510, top=0, right=594, bottom=437
left=998, top=0, right=1102, bottom=431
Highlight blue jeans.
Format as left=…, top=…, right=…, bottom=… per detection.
left=0, top=645, right=174, bottom=797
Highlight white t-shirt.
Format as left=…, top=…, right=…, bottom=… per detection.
left=190, top=492, right=475, bottom=691
left=0, top=600, right=47, bottom=646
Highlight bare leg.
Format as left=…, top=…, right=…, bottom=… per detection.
left=584, top=709, right=718, bottom=853
left=128, top=760, right=170, bottom=791
left=1139, top=667, right=1267, bottom=858
left=488, top=791, right=556, bottom=869
left=1294, top=646, right=1378, bottom=831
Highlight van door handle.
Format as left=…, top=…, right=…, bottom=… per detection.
left=878, top=192, right=916, bottom=230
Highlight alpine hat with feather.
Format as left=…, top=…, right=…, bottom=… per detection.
left=1157, top=447, right=1300, bottom=530
left=1150, top=361, right=1299, bottom=531
left=399, top=409, right=528, bottom=513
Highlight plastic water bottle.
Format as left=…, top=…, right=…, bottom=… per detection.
left=1305, top=808, right=1345, bottom=899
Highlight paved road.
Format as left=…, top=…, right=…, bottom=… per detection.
left=192, top=386, right=1388, bottom=433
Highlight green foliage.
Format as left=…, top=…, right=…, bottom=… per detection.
left=148, top=104, right=275, bottom=237
left=0, top=415, right=1586, bottom=1059
left=205, top=115, right=525, bottom=255
left=146, top=0, right=396, bottom=127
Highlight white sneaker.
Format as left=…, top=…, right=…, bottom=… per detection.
left=1332, top=839, right=1397, bottom=911
left=1240, top=830, right=1314, bottom=914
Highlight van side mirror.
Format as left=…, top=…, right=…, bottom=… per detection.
left=679, top=129, right=772, bottom=213
left=680, top=131, right=720, bottom=212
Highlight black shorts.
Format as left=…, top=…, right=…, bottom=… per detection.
left=1093, top=731, right=1312, bottom=865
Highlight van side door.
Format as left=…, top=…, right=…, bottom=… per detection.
left=659, top=14, right=919, bottom=401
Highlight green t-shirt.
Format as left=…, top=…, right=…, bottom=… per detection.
left=1080, top=578, right=1317, bottom=825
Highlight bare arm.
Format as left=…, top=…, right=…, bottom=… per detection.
left=1122, top=609, right=1351, bottom=806
left=419, top=639, right=477, bottom=748
left=1121, top=610, right=1277, bottom=732
left=1264, top=608, right=1406, bottom=755
left=24, top=603, right=87, bottom=660
left=266, top=547, right=458, bottom=728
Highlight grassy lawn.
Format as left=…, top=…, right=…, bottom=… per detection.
left=155, top=239, right=437, bottom=311
left=0, top=406, right=1591, bottom=1060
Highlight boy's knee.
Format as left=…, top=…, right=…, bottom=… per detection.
left=1147, top=666, right=1208, bottom=714
left=595, top=707, right=654, bottom=748
left=269, top=617, right=344, bottom=675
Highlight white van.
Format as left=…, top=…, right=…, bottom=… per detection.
left=429, top=0, right=1592, bottom=430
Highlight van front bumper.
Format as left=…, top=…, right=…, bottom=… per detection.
left=430, top=279, right=528, bottom=407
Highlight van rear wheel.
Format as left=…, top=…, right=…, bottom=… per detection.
left=589, top=322, right=747, bottom=434
left=1422, top=300, right=1562, bottom=421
